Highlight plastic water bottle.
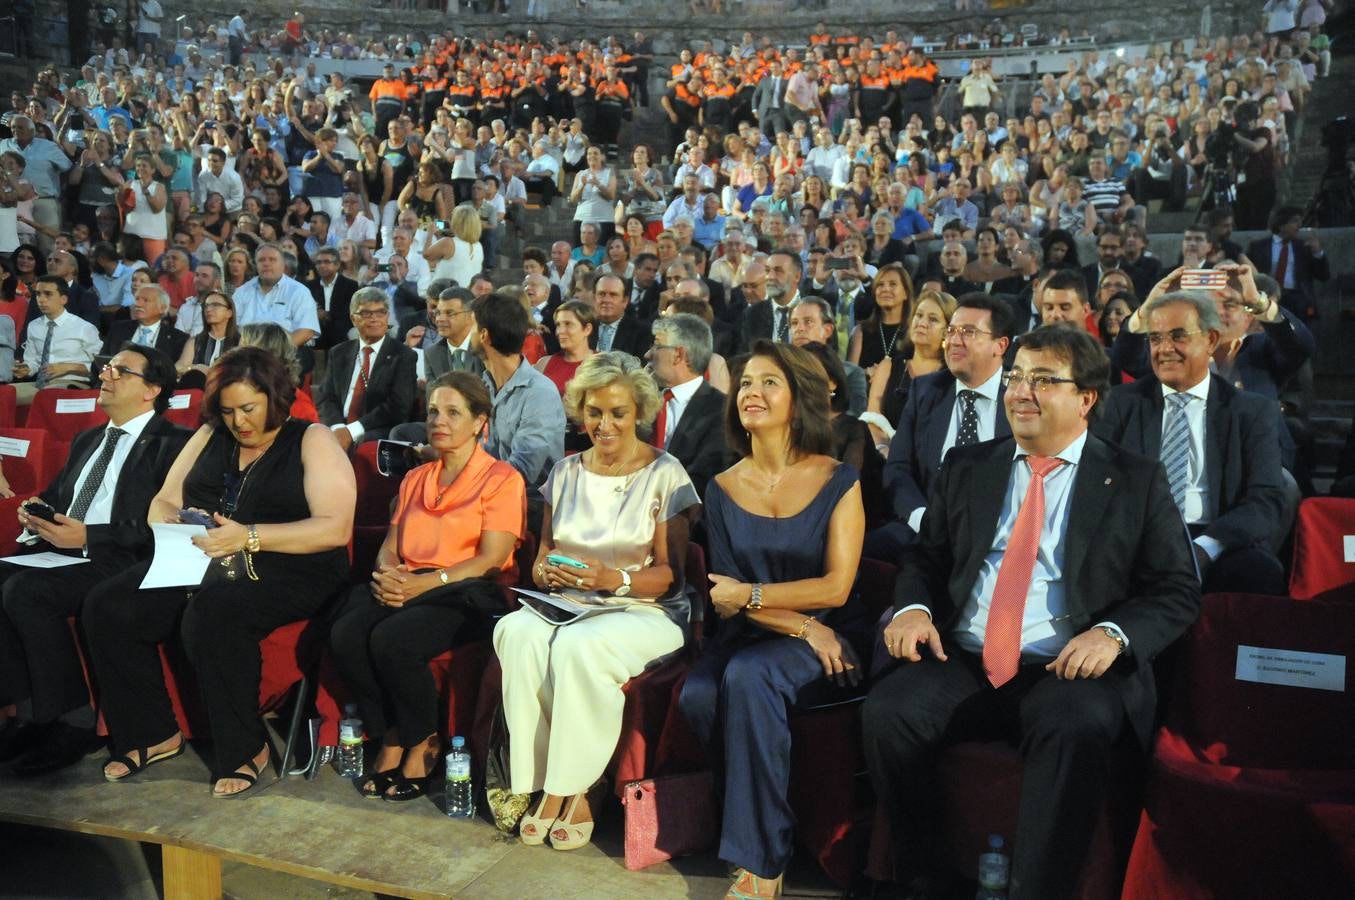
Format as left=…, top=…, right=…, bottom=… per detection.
left=976, top=834, right=1010, bottom=899
left=337, top=704, right=364, bottom=779
left=445, top=736, right=474, bottom=818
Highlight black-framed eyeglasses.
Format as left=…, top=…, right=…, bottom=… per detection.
left=203, top=301, right=231, bottom=310
left=1146, top=329, right=1206, bottom=347
left=102, top=364, right=147, bottom=381
left=354, top=308, right=388, bottom=319
left=944, top=324, right=992, bottom=341
left=1002, top=371, right=1078, bottom=392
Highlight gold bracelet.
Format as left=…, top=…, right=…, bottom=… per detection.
left=793, top=617, right=814, bottom=641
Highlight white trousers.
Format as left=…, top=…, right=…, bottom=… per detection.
left=493, top=605, right=684, bottom=796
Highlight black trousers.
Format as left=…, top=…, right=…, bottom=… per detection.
left=862, top=649, right=1132, bottom=900
left=82, top=560, right=330, bottom=777
left=0, top=558, right=118, bottom=720
left=327, top=581, right=492, bottom=747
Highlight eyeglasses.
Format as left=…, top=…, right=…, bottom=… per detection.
left=1146, top=329, right=1206, bottom=347
left=354, top=308, right=388, bottom=319
left=943, top=324, right=992, bottom=341
left=436, top=309, right=472, bottom=319
left=102, top=364, right=147, bottom=381
left=203, top=302, right=231, bottom=310
left=1002, top=371, right=1078, bottom=392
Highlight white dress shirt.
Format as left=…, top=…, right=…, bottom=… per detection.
left=336, top=335, right=386, bottom=441
left=232, top=275, right=321, bottom=339
left=332, top=213, right=377, bottom=247
left=67, top=409, right=156, bottom=525
left=659, top=375, right=703, bottom=449
left=1161, top=375, right=1223, bottom=560
left=176, top=296, right=204, bottom=337
left=908, top=366, right=1004, bottom=533
left=21, top=311, right=102, bottom=373
left=374, top=246, right=432, bottom=293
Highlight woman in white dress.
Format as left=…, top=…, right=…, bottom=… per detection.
left=424, top=204, right=484, bottom=290
left=123, top=154, right=169, bottom=264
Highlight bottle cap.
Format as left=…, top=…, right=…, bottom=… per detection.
left=339, top=722, right=357, bottom=741
left=988, top=834, right=1004, bottom=850
left=451, top=735, right=465, bottom=749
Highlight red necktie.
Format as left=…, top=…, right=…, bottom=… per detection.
left=346, top=345, right=373, bottom=424
left=983, top=455, right=1064, bottom=688
left=1274, top=241, right=1290, bottom=288
left=651, top=388, right=675, bottom=448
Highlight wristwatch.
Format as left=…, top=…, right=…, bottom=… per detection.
left=1099, top=625, right=1127, bottom=655
left=613, top=568, right=632, bottom=597
left=746, top=583, right=763, bottom=611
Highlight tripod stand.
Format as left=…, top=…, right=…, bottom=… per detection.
left=1191, top=162, right=1236, bottom=226
left=1302, top=162, right=1355, bottom=228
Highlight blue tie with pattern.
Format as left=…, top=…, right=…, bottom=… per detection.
left=1161, top=392, right=1194, bottom=513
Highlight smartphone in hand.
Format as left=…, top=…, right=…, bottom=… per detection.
left=179, top=508, right=219, bottom=528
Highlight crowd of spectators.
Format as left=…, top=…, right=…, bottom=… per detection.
left=0, top=1, right=1346, bottom=897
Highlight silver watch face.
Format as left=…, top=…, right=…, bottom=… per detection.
left=614, top=583, right=631, bottom=596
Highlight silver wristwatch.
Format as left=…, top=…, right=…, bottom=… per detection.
left=613, top=567, right=632, bottom=597
left=1100, top=625, right=1126, bottom=655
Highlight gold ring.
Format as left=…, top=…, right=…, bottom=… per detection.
left=576, top=577, right=583, bottom=587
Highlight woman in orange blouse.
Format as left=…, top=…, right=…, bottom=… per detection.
left=329, top=371, right=525, bottom=802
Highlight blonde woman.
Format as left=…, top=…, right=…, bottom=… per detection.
left=425, top=204, right=484, bottom=290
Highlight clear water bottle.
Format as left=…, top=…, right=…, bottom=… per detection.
left=337, top=704, right=364, bottom=779
left=976, top=833, right=1010, bottom=899
left=445, top=736, right=474, bottom=819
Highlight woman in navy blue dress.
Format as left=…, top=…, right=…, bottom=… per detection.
left=678, top=341, right=868, bottom=899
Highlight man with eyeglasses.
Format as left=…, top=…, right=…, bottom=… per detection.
left=867, top=325, right=1199, bottom=900
left=0, top=345, right=188, bottom=775
left=314, top=288, right=417, bottom=452
left=12, top=277, right=102, bottom=403
left=1081, top=227, right=1123, bottom=301
left=647, top=312, right=729, bottom=499
left=97, top=285, right=188, bottom=376
left=866, top=294, right=1015, bottom=560
left=1096, top=289, right=1291, bottom=596
left=422, top=288, right=485, bottom=383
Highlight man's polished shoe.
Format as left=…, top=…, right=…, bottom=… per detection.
left=0, top=719, right=50, bottom=765
left=10, top=722, right=105, bottom=776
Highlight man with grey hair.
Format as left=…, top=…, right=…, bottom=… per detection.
left=648, top=313, right=729, bottom=498
left=314, top=286, right=417, bottom=451
left=232, top=244, right=320, bottom=348
left=98, top=284, right=188, bottom=369
left=0, top=116, right=70, bottom=255
left=1094, top=290, right=1289, bottom=595
left=662, top=174, right=704, bottom=229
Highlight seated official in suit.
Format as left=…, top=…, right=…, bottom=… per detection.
left=308, top=246, right=360, bottom=349
left=420, top=287, right=486, bottom=385
left=175, top=291, right=240, bottom=390
left=495, top=353, right=699, bottom=850
left=591, top=273, right=652, bottom=357
left=678, top=341, right=868, bottom=900
left=1094, top=289, right=1291, bottom=595
left=314, top=287, right=419, bottom=451
left=11, top=276, right=102, bottom=403
left=329, top=372, right=525, bottom=801
left=97, top=285, right=190, bottom=377
left=83, top=347, right=355, bottom=796
left=1246, top=205, right=1330, bottom=319
left=865, top=326, right=1201, bottom=900
left=867, top=293, right=1014, bottom=560
left=742, top=251, right=804, bottom=350
left=647, top=312, right=731, bottom=499
left=0, top=346, right=188, bottom=775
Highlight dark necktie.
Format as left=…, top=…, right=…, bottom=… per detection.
left=1274, top=241, right=1290, bottom=288
left=775, top=306, right=790, bottom=343
left=35, top=320, right=55, bottom=388
left=68, top=427, right=127, bottom=522
left=451, top=347, right=468, bottom=370
left=955, top=390, right=981, bottom=446
left=347, top=345, right=373, bottom=423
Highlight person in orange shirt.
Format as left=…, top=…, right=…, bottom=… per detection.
left=593, top=66, right=631, bottom=152
left=370, top=62, right=410, bottom=138
left=329, top=370, right=526, bottom=803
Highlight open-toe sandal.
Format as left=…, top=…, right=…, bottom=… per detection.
left=519, top=795, right=554, bottom=846
left=104, top=739, right=186, bottom=783
left=359, top=769, right=400, bottom=798
left=212, top=753, right=268, bottom=800
left=383, top=773, right=432, bottom=802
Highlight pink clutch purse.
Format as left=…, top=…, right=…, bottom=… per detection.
left=622, top=771, right=718, bottom=871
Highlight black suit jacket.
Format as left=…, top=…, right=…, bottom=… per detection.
left=310, top=274, right=360, bottom=348
left=599, top=314, right=653, bottom=359
left=1246, top=236, right=1330, bottom=310
left=97, top=319, right=189, bottom=372
left=740, top=297, right=799, bottom=352
left=883, top=368, right=1011, bottom=529
left=423, top=337, right=486, bottom=382
left=314, top=337, right=418, bottom=438
left=626, top=281, right=662, bottom=323
left=1093, top=374, right=1288, bottom=553
left=664, top=381, right=731, bottom=499
left=895, top=433, right=1200, bottom=744
left=38, top=415, right=190, bottom=565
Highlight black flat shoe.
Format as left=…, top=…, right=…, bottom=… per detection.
left=358, top=769, right=400, bottom=798
left=383, top=772, right=433, bottom=802
left=0, top=720, right=50, bottom=765
left=212, top=749, right=270, bottom=799
left=13, top=723, right=106, bottom=777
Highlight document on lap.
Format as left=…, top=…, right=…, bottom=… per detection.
left=140, top=523, right=212, bottom=589
left=513, top=587, right=635, bottom=625
left=0, top=551, right=91, bottom=568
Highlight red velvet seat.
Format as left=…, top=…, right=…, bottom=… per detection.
left=0, top=384, right=17, bottom=428
left=1289, top=498, right=1355, bottom=602
left=25, top=389, right=107, bottom=450
left=1122, top=593, right=1355, bottom=898
left=163, top=389, right=203, bottom=430
left=0, top=427, right=56, bottom=496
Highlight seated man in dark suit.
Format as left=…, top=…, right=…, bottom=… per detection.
left=1246, top=206, right=1330, bottom=320
left=1079, top=226, right=1124, bottom=300
left=0, top=345, right=189, bottom=775
left=396, top=278, right=453, bottom=351
left=648, top=312, right=731, bottom=499
left=627, top=252, right=663, bottom=322
left=741, top=250, right=803, bottom=351
left=592, top=273, right=653, bottom=358
left=314, top=287, right=418, bottom=452
left=421, top=287, right=485, bottom=383
left=993, top=239, right=1043, bottom=335
left=920, top=240, right=980, bottom=298
left=97, top=284, right=189, bottom=378
left=44, top=249, right=102, bottom=327
left=1094, top=289, right=1290, bottom=595
left=308, top=246, right=360, bottom=348
left=865, top=326, right=1200, bottom=900
left=866, top=293, right=1013, bottom=560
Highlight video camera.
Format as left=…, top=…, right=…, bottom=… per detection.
left=1321, top=116, right=1355, bottom=174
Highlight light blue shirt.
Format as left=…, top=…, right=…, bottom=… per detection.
left=693, top=213, right=727, bottom=250
left=0, top=137, right=72, bottom=199
left=92, top=262, right=137, bottom=309
left=930, top=197, right=979, bottom=233
left=483, top=359, right=565, bottom=492
left=232, top=275, right=321, bottom=339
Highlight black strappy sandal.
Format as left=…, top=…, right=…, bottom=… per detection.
left=212, top=748, right=270, bottom=800
left=103, top=739, right=187, bottom=782
left=359, top=769, right=400, bottom=798
left=383, top=772, right=434, bottom=802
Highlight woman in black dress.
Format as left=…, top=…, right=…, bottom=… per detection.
left=84, top=348, right=355, bottom=797
left=847, top=262, right=915, bottom=374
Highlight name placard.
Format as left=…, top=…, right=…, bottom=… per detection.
left=1236, top=645, right=1345, bottom=693
left=55, top=398, right=97, bottom=414
left=0, top=437, right=30, bottom=458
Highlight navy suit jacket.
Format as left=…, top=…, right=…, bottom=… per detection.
left=315, top=337, right=418, bottom=438
left=664, top=381, right=732, bottom=499
left=894, top=433, right=1201, bottom=744
left=1246, top=236, right=1330, bottom=308
left=1093, top=373, right=1288, bottom=553
left=882, top=368, right=1011, bottom=527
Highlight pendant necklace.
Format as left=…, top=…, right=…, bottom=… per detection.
left=879, top=320, right=901, bottom=359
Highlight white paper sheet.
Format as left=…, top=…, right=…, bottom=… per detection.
left=1344, top=535, right=1355, bottom=564
left=1235, top=645, right=1346, bottom=693
left=0, top=551, right=91, bottom=568
left=55, top=397, right=98, bottom=414
left=140, top=523, right=212, bottom=589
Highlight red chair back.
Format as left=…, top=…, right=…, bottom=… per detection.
left=352, top=440, right=401, bottom=527
left=1289, top=497, right=1355, bottom=602
left=0, top=428, right=55, bottom=495
left=0, top=384, right=16, bottom=428
left=163, top=389, right=203, bottom=430
left=0, top=495, right=31, bottom=556
left=25, top=389, right=108, bottom=446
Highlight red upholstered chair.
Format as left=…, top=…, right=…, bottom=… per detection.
left=0, top=496, right=33, bottom=556
left=25, top=389, right=108, bottom=449
left=349, top=441, right=401, bottom=580
left=1289, top=498, right=1355, bottom=602
left=0, top=384, right=17, bottom=428
left=163, top=389, right=203, bottom=430
left=1122, top=593, right=1355, bottom=899
left=0, top=427, right=55, bottom=496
